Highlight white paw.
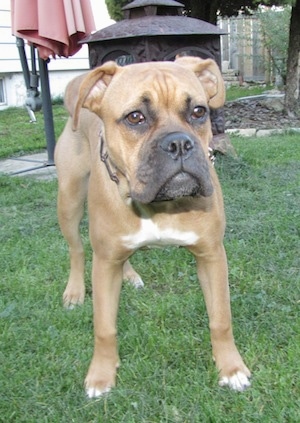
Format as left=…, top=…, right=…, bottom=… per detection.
left=86, top=386, right=111, bottom=399
left=219, top=371, right=251, bottom=392
left=126, top=275, right=144, bottom=289
left=63, top=290, right=85, bottom=309
left=64, top=301, right=82, bottom=310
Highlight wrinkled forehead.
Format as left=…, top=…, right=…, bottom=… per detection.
left=104, top=62, right=207, bottom=109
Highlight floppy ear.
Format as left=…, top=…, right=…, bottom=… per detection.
left=175, top=56, right=225, bottom=109
left=73, top=61, right=119, bottom=130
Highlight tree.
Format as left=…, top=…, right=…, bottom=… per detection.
left=106, top=0, right=282, bottom=23
left=284, top=0, right=300, bottom=116
left=185, top=0, right=281, bottom=24
left=105, top=0, right=128, bottom=21
left=258, top=7, right=290, bottom=85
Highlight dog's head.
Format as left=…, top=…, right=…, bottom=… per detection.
left=73, top=57, right=225, bottom=204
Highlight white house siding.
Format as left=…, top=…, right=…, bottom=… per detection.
left=0, top=0, right=113, bottom=110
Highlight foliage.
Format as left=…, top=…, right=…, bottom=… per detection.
left=186, top=0, right=283, bottom=23
left=258, top=7, right=291, bottom=84
left=1, top=132, right=299, bottom=421
left=105, top=0, right=129, bottom=21
left=106, top=0, right=284, bottom=23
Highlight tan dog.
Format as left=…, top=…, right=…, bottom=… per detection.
left=55, top=56, right=251, bottom=398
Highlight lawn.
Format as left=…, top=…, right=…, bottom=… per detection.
left=225, top=84, right=273, bottom=102
left=0, top=105, right=68, bottom=159
left=0, top=105, right=299, bottom=422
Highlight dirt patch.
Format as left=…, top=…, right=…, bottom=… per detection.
left=224, top=96, right=300, bottom=130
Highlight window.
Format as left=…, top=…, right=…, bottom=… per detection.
left=0, top=79, right=5, bottom=104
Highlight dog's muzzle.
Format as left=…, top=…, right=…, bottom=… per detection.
left=131, top=131, right=214, bottom=204
left=160, top=132, right=195, bottom=161
left=152, top=132, right=203, bottom=202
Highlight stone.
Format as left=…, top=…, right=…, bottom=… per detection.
left=256, top=129, right=284, bottom=137
left=226, top=128, right=257, bottom=137
left=260, top=96, right=285, bottom=112
left=211, top=133, right=237, bottom=157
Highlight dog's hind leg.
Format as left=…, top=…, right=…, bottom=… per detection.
left=57, top=177, right=88, bottom=307
left=57, top=174, right=88, bottom=308
left=55, top=120, right=90, bottom=308
left=123, top=260, right=144, bottom=288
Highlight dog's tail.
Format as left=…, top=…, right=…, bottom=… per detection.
left=63, top=74, right=87, bottom=122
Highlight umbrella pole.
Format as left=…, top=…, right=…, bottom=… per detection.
left=38, top=56, right=56, bottom=165
left=16, top=38, right=30, bottom=90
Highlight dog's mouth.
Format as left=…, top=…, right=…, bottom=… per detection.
left=131, top=169, right=213, bottom=204
left=153, top=172, right=208, bottom=202
left=130, top=131, right=214, bottom=204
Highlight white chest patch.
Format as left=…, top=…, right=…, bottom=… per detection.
left=122, top=218, right=199, bottom=249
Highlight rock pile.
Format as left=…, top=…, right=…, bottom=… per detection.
left=224, top=94, right=300, bottom=130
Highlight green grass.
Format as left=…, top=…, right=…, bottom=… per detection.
left=0, top=105, right=68, bottom=159
left=226, top=84, right=274, bottom=101
left=0, top=106, right=299, bottom=421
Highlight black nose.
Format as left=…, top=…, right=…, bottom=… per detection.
left=160, top=132, right=194, bottom=160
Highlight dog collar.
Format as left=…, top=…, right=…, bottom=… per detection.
left=100, top=136, right=119, bottom=184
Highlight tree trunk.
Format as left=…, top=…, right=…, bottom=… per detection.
left=285, top=0, right=300, bottom=117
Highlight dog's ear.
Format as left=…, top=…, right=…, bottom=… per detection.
left=175, top=56, right=225, bottom=109
left=73, top=61, right=119, bottom=130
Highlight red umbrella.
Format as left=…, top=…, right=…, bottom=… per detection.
left=11, top=0, right=96, bottom=59
left=10, top=0, right=96, bottom=168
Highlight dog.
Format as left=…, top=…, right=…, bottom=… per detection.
left=55, top=56, right=251, bottom=398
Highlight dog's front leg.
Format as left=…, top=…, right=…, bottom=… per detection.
left=194, top=244, right=251, bottom=391
left=85, top=254, right=123, bottom=398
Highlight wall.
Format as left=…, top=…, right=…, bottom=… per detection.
left=0, top=0, right=102, bottom=109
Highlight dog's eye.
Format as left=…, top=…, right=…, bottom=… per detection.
left=126, top=111, right=146, bottom=125
left=191, top=106, right=207, bottom=120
